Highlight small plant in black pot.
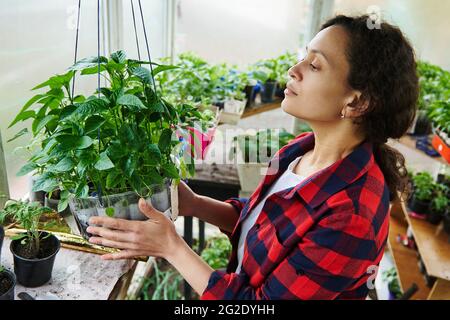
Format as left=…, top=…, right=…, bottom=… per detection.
left=427, top=184, right=448, bottom=225
left=382, top=268, right=402, bottom=300
left=0, top=266, right=16, bottom=300
left=0, top=200, right=60, bottom=287
left=409, top=172, right=435, bottom=215
left=251, top=59, right=278, bottom=103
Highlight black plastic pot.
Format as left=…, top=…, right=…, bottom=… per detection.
left=244, top=85, right=256, bottom=108
left=408, top=195, right=430, bottom=215
left=443, top=211, right=450, bottom=235
left=426, top=209, right=443, bottom=225
left=0, top=225, right=4, bottom=261
left=275, top=83, right=286, bottom=99
left=260, top=81, right=277, bottom=103
left=0, top=269, right=16, bottom=300
left=413, top=111, right=432, bottom=135
left=45, top=194, right=71, bottom=217
left=10, top=232, right=60, bottom=287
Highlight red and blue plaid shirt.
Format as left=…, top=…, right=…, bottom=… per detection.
left=201, top=132, right=390, bottom=300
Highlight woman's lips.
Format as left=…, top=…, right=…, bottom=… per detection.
left=284, top=85, right=298, bottom=96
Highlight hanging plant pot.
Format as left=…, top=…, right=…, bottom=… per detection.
left=68, top=180, right=179, bottom=240
left=408, top=195, right=430, bottom=216
left=10, top=231, right=60, bottom=287
left=0, top=268, right=16, bottom=300
left=260, top=81, right=277, bottom=103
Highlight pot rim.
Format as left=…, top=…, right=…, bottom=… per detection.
left=10, top=231, right=60, bottom=262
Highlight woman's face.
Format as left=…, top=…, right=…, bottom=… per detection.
left=281, top=26, right=357, bottom=122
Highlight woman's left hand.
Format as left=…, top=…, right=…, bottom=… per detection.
left=87, top=198, right=182, bottom=261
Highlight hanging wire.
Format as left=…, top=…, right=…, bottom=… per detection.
left=130, top=0, right=141, bottom=60
left=96, top=0, right=103, bottom=205
left=137, top=0, right=158, bottom=97
left=71, top=0, right=82, bottom=99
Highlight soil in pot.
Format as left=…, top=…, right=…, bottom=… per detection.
left=11, top=232, right=60, bottom=287
left=0, top=269, right=15, bottom=300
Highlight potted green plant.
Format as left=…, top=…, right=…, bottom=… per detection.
left=429, top=99, right=450, bottom=162
left=427, top=184, right=448, bottom=225
left=230, top=129, right=295, bottom=193
left=382, top=268, right=402, bottom=300
left=0, top=200, right=60, bottom=287
left=409, top=172, right=435, bottom=215
left=8, top=50, right=193, bottom=239
left=251, top=58, right=278, bottom=103
left=0, top=266, right=16, bottom=300
left=274, top=52, right=298, bottom=99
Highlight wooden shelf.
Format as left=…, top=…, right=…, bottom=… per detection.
left=241, top=100, right=282, bottom=119
left=388, top=201, right=431, bottom=299
left=388, top=197, right=450, bottom=299
left=400, top=200, right=450, bottom=281
left=397, top=135, right=448, bottom=165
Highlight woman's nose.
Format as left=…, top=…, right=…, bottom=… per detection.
left=288, top=64, right=302, bottom=81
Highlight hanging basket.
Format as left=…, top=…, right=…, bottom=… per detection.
left=68, top=180, right=179, bottom=240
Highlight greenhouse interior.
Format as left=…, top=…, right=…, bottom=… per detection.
left=0, top=0, right=449, bottom=304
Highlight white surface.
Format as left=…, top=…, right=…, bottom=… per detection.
left=1, top=238, right=133, bottom=300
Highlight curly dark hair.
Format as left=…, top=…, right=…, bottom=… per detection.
left=321, top=15, right=419, bottom=201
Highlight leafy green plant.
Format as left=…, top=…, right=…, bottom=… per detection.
left=230, top=129, right=295, bottom=163
left=427, top=99, right=450, bottom=135
left=250, top=58, right=278, bottom=83
left=139, top=259, right=184, bottom=300
left=411, top=171, right=435, bottom=202
left=417, top=61, right=450, bottom=111
left=431, top=183, right=449, bottom=214
left=273, top=52, right=298, bottom=87
left=9, top=50, right=195, bottom=212
left=0, top=200, right=53, bottom=258
left=200, top=234, right=232, bottom=270
left=382, top=267, right=402, bottom=299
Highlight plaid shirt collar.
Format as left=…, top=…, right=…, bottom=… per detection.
left=242, top=132, right=375, bottom=221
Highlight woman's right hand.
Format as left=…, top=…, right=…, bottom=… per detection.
left=177, top=180, right=200, bottom=217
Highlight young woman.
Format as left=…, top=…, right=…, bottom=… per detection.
left=86, top=15, right=419, bottom=299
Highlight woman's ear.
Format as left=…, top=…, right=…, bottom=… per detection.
left=344, top=92, right=370, bottom=118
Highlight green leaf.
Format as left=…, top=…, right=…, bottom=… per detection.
left=117, top=94, right=146, bottom=111
left=107, top=141, right=128, bottom=160
left=53, top=157, right=75, bottom=172
left=111, top=50, right=126, bottom=64
left=58, top=197, right=69, bottom=212
left=106, top=170, right=121, bottom=189
left=149, top=101, right=166, bottom=113
left=72, top=97, right=109, bottom=118
left=80, top=64, right=107, bottom=75
left=105, top=207, right=115, bottom=217
left=161, top=163, right=179, bottom=179
left=158, top=128, right=173, bottom=153
left=11, top=234, right=27, bottom=241
left=131, top=66, right=151, bottom=84
left=9, top=109, right=37, bottom=128
left=152, top=64, right=179, bottom=76
left=32, top=71, right=75, bottom=90
left=84, top=115, right=106, bottom=134
left=32, top=115, right=55, bottom=135
left=16, top=162, right=38, bottom=176
left=7, top=128, right=29, bottom=143
left=55, top=135, right=93, bottom=151
left=59, top=105, right=77, bottom=120
left=32, top=173, right=59, bottom=193
left=124, top=155, right=137, bottom=177
left=146, top=144, right=162, bottom=164
left=94, top=152, right=115, bottom=171
left=69, top=56, right=108, bottom=71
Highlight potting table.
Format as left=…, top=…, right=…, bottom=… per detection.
left=1, top=237, right=135, bottom=300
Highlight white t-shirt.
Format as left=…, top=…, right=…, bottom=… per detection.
left=235, top=156, right=306, bottom=273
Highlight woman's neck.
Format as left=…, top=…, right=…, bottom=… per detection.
left=306, top=122, right=365, bottom=168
